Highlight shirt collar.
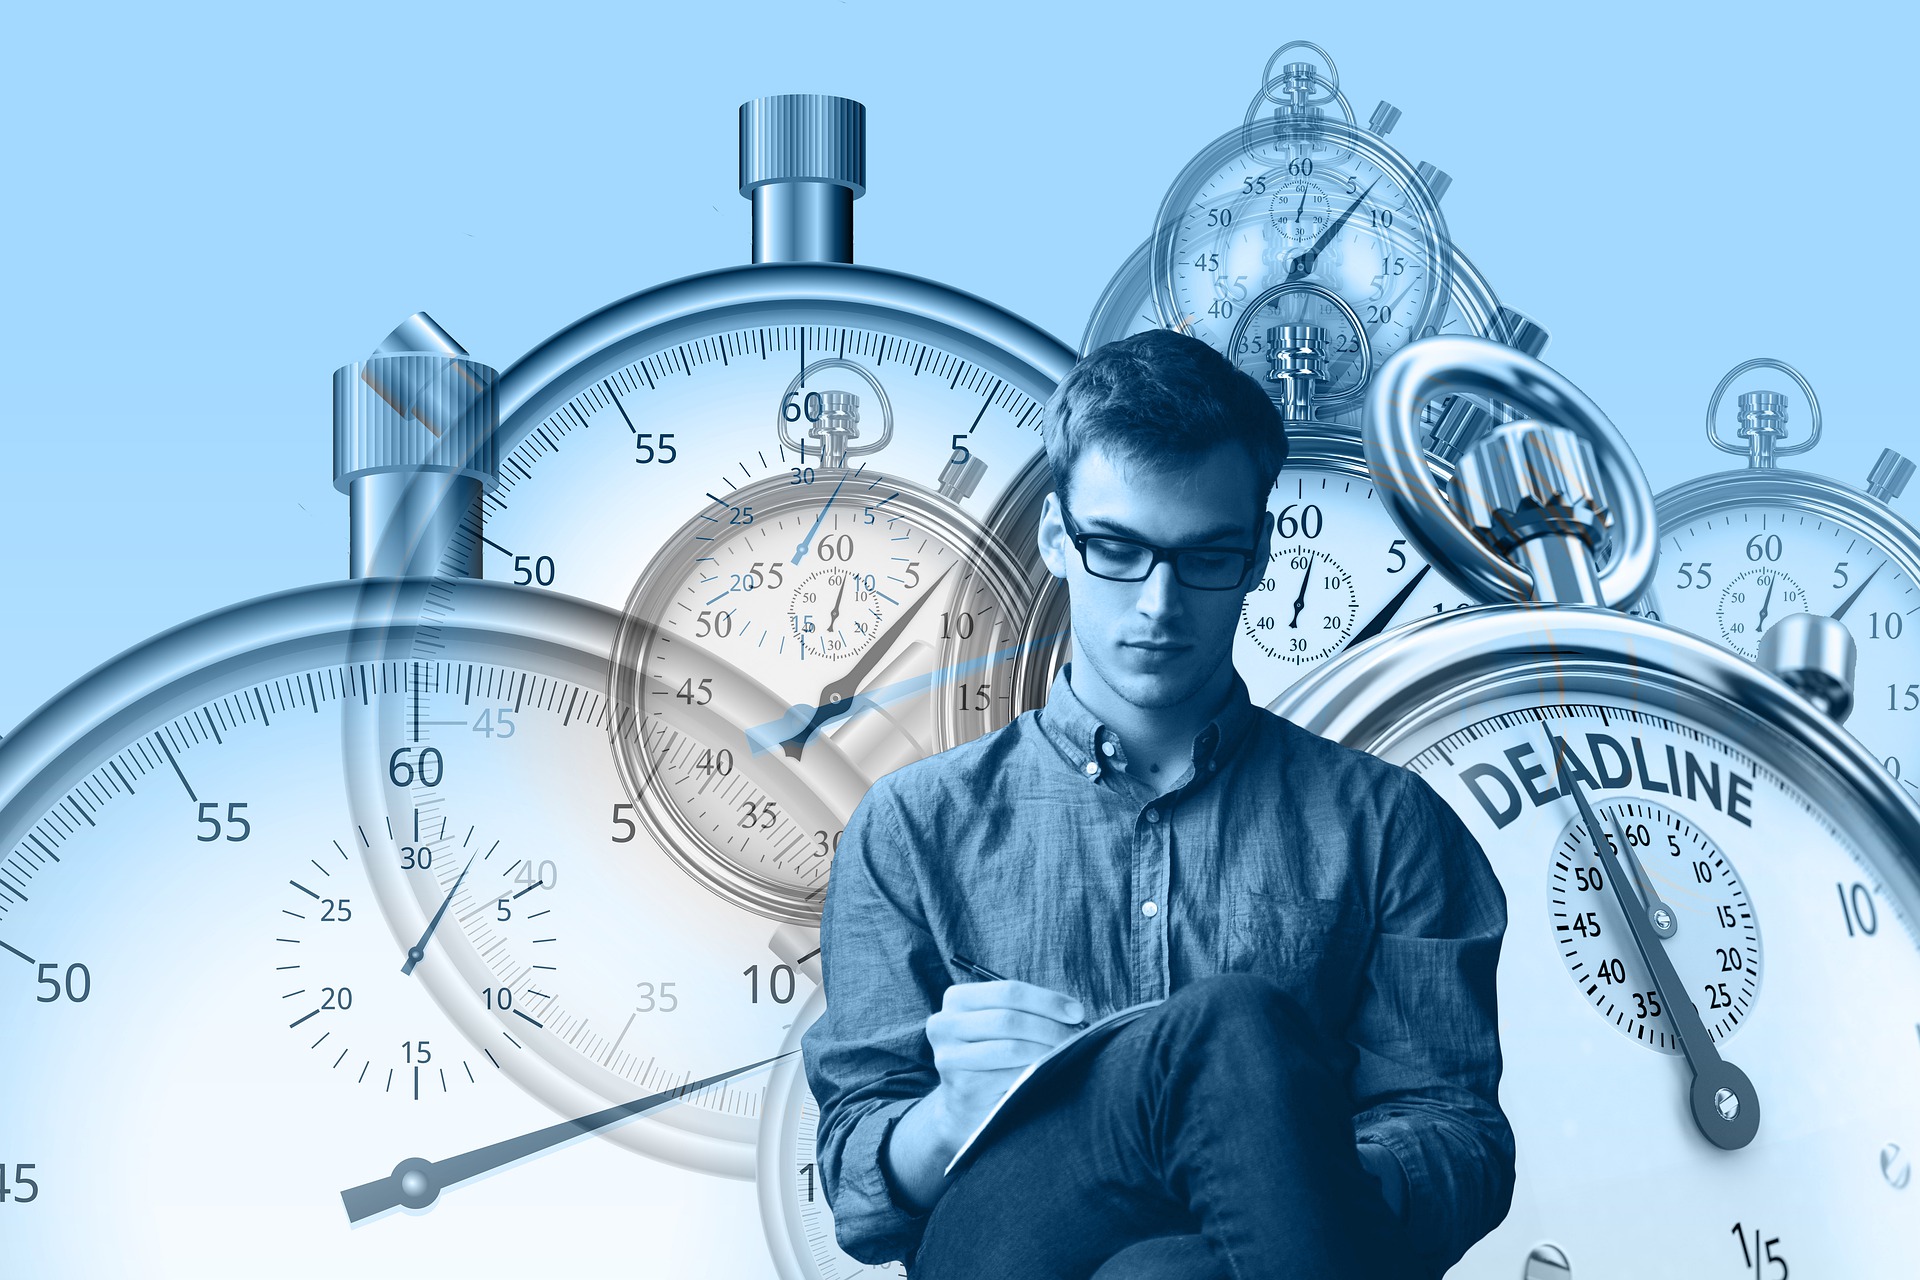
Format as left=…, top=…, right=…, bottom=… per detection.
left=1037, top=660, right=1259, bottom=779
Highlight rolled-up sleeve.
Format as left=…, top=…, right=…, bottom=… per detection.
left=800, top=776, right=947, bottom=1265
left=1348, top=767, right=1516, bottom=1275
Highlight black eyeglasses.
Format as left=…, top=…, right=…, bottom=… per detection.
left=1057, top=501, right=1258, bottom=591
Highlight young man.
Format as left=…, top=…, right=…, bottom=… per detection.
left=803, top=329, right=1514, bottom=1279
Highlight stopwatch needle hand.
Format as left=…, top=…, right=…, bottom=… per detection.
left=1755, top=572, right=1777, bottom=634
left=1287, top=553, right=1314, bottom=628
left=1830, top=561, right=1884, bottom=621
left=339, top=1051, right=796, bottom=1223
left=792, top=471, right=852, bottom=565
left=401, top=852, right=477, bottom=976
left=1289, top=178, right=1376, bottom=280
left=1343, top=564, right=1432, bottom=651
left=1552, top=746, right=1761, bottom=1151
left=778, top=563, right=959, bottom=757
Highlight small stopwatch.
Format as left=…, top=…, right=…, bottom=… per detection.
left=1149, top=43, right=1457, bottom=397
left=946, top=304, right=1552, bottom=732
left=1644, top=357, right=1920, bottom=792
left=0, top=572, right=784, bottom=1275
left=1271, top=337, right=1920, bottom=1275
left=606, top=465, right=1033, bottom=924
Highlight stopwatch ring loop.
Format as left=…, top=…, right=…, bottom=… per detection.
left=1226, top=281, right=1371, bottom=408
left=1704, top=357, right=1822, bottom=458
left=774, top=358, right=895, bottom=460
left=1244, top=71, right=1356, bottom=145
left=1364, top=335, right=1658, bottom=608
left=1259, top=41, right=1340, bottom=105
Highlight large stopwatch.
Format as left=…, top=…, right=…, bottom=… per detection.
left=1270, top=337, right=1920, bottom=1275
left=0, top=579, right=781, bottom=1275
left=948, top=305, right=1552, bottom=732
left=1642, top=357, right=1920, bottom=791
left=1149, top=43, right=1456, bottom=401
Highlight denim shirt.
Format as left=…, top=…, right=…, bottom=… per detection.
left=803, top=662, right=1514, bottom=1274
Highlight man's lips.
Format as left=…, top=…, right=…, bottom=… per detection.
left=1122, top=640, right=1190, bottom=652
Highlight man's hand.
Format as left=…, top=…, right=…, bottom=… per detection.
left=879, top=978, right=1085, bottom=1214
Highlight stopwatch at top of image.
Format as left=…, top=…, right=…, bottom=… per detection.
left=1643, top=357, right=1920, bottom=794
left=1268, top=336, right=1920, bottom=1275
left=1149, top=43, right=1459, bottom=407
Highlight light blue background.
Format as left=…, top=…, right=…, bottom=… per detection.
left=2, top=0, right=1910, bottom=733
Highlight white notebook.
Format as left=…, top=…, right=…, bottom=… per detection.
left=943, top=998, right=1165, bottom=1176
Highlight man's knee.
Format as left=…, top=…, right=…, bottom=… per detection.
left=1148, top=974, right=1331, bottom=1073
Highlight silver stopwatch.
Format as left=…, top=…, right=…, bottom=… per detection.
left=0, top=575, right=781, bottom=1276
left=1644, top=357, right=1920, bottom=793
left=1149, top=43, right=1458, bottom=400
left=1271, top=337, right=1920, bottom=1275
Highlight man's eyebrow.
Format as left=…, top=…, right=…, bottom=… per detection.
left=1080, top=515, right=1250, bottom=543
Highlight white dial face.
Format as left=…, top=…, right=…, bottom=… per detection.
left=1653, top=504, right=1920, bottom=792
left=1549, top=799, right=1761, bottom=1053
left=480, top=324, right=1049, bottom=617
left=0, top=652, right=774, bottom=1275
left=1162, top=140, right=1438, bottom=391
left=768, top=1066, right=909, bottom=1280
left=1383, top=696, right=1920, bottom=1274
left=1233, top=468, right=1474, bottom=705
left=619, top=472, right=1029, bottom=916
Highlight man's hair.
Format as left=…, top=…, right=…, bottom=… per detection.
left=1041, top=328, right=1289, bottom=513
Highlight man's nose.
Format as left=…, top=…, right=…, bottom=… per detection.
left=1134, top=559, right=1182, bottom=617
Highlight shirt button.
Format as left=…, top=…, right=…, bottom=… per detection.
left=1144, top=808, right=1160, bottom=823
left=1142, top=900, right=1159, bottom=917
left=1083, top=760, right=1100, bottom=777
left=1101, top=741, right=1117, bottom=757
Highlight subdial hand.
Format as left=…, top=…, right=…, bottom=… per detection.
left=826, top=574, right=848, bottom=633
left=1288, top=178, right=1377, bottom=281
left=400, top=852, right=477, bottom=976
left=1755, top=571, right=1777, bottom=635
left=1552, top=739, right=1760, bottom=1150
left=339, top=1051, right=794, bottom=1222
left=1286, top=551, right=1315, bottom=629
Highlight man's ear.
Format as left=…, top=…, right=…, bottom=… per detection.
left=1037, top=491, right=1071, bottom=581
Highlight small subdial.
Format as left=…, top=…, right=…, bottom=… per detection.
left=1715, top=567, right=1808, bottom=658
left=787, top=566, right=885, bottom=661
left=271, top=821, right=546, bottom=1100
left=1550, top=799, right=1762, bottom=1053
left=1268, top=179, right=1330, bottom=245
left=1242, top=546, right=1357, bottom=664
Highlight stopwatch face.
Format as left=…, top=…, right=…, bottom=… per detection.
left=758, top=991, right=909, bottom=1280
left=1272, top=611, right=1920, bottom=1274
left=1151, top=117, right=1449, bottom=395
left=1649, top=481, right=1920, bottom=790
left=608, top=470, right=1033, bottom=923
left=0, top=583, right=776, bottom=1275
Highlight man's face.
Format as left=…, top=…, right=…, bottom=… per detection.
left=1038, top=441, right=1274, bottom=711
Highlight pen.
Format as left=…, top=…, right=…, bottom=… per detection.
left=949, top=953, right=1090, bottom=1030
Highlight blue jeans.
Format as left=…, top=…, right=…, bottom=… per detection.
left=909, top=973, right=1413, bottom=1279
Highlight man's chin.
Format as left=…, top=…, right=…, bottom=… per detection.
left=1103, top=654, right=1216, bottom=709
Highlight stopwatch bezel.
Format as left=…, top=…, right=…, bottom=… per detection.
left=1147, top=113, right=1453, bottom=363
left=1652, top=467, right=1920, bottom=591
left=1269, top=604, right=1920, bottom=904
left=493, top=261, right=1077, bottom=461
left=607, top=467, right=1038, bottom=924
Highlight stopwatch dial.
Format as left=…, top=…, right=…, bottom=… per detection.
left=272, top=821, right=535, bottom=1101
left=1653, top=508, right=1920, bottom=787
left=1242, top=546, right=1357, bottom=665
left=1550, top=799, right=1761, bottom=1053
left=615, top=471, right=1032, bottom=919
left=782, top=1086, right=908, bottom=1279
left=1162, top=143, right=1438, bottom=387
left=1232, top=471, right=1474, bottom=704
left=1714, top=567, right=1809, bottom=659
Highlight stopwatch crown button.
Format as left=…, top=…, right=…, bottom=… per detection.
left=1758, top=613, right=1858, bottom=724
left=1736, top=389, right=1790, bottom=440
left=1414, top=160, right=1452, bottom=204
left=1460, top=421, right=1611, bottom=555
left=333, top=313, right=499, bottom=494
left=738, top=94, right=867, bottom=197
left=1495, top=307, right=1551, bottom=359
left=1367, top=101, right=1402, bottom=136
left=1866, top=448, right=1915, bottom=504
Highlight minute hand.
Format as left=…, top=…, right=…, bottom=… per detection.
left=1288, top=178, right=1377, bottom=280
left=1553, top=743, right=1760, bottom=1151
left=780, top=562, right=959, bottom=757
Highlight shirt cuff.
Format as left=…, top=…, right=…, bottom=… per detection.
left=1356, top=1140, right=1411, bottom=1223
left=833, top=1096, right=933, bottom=1264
